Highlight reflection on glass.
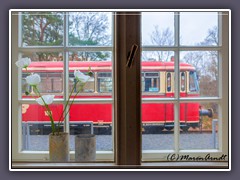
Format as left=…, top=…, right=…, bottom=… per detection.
left=141, top=12, right=174, bottom=46
left=180, top=103, right=218, bottom=150
left=180, top=12, right=218, bottom=46
left=142, top=103, right=174, bottom=150
left=68, top=12, right=112, bottom=46
left=22, top=12, right=64, bottom=46
left=180, top=51, right=218, bottom=97
left=22, top=104, right=63, bottom=151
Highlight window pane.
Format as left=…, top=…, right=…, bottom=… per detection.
left=180, top=12, right=218, bottom=46
left=180, top=51, right=218, bottom=97
left=69, top=104, right=113, bottom=151
left=97, top=72, right=112, bottom=93
left=179, top=103, right=218, bottom=150
left=21, top=12, right=64, bottom=46
left=141, top=51, right=175, bottom=97
left=141, top=12, right=174, bottom=46
left=142, top=103, right=174, bottom=150
left=68, top=12, right=113, bottom=46
left=21, top=52, right=63, bottom=99
left=142, top=51, right=174, bottom=62
left=68, top=52, right=113, bottom=98
left=22, top=104, right=63, bottom=151
left=69, top=51, right=112, bottom=61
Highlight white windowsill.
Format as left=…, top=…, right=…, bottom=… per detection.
left=11, top=161, right=229, bottom=170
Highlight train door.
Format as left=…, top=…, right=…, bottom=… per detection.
left=179, top=71, right=189, bottom=131
left=165, top=71, right=174, bottom=130
left=184, top=71, right=200, bottom=130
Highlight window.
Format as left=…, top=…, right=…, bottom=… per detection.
left=142, top=72, right=160, bottom=92
left=11, top=10, right=230, bottom=170
left=11, top=11, right=114, bottom=161
left=141, top=11, right=229, bottom=165
left=97, top=72, right=112, bottom=93
left=189, top=71, right=199, bottom=92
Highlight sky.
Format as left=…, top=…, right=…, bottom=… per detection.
left=141, top=12, right=218, bottom=45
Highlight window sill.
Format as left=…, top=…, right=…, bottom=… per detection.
left=11, top=161, right=229, bottom=170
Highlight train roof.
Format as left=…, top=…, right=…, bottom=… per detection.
left=26, top=60, right=195, bottom=71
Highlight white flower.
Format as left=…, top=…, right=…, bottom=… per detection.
left=74, top=70, right=90, bottom=83
left=36, top=95, right=55, bottom=106
left=15, top=57, right=31, bottom=68
left=26, top=74, right=41, bottom=86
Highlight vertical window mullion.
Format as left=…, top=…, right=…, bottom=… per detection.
left=174, top=11, right=180, bottom=153
left=115, top=12, right=141, bottom=165
left=218, top=13, right=223, bottom=152
left=220, top=11, right=229, bottom=155
left=63, top=12, right=69, bottom=132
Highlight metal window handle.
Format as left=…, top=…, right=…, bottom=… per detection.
left=126, top=44, right=138, bottom=68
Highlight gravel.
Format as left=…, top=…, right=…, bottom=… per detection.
left=23, top=132, right=218, bottom=151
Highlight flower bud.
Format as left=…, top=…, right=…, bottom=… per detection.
left=15, top=57, right=31, bottom=68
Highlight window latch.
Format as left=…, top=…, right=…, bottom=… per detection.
left=126, top=44, right=138, bottom=68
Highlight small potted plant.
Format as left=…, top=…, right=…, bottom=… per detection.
left=16, top=57, right=92, bottom=162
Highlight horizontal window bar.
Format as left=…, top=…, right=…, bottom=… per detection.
left=179, top=97, right=221, bottom=102
left=19, top=98, right=113, bottom=104
left=142, top=46, right=222, bottom=51
left=19, top=46, right=113, bottom=53
left=142, top=98, right=176, bottom=103
left=142, top=97, right=221, bottom=103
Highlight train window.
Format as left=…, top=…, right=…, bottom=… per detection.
left=97, top=72, right=112, bottom=93
left=167, top=72, right=171, bottom=92
left=189, top=71, right=199, bottom=92
left=142, top=72, right=160, bottom=92
left=181, top=72, right=186, bottom=92
left=38, top=73, right=63, bottom=93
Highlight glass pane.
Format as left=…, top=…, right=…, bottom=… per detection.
left=69, top=104, right=113, bottom=151
left=141, top=12, right=174, bottom=46
left=180, top=51, right=218, bottom=97
left=22, top=104, right=63, bottom=151
left=142, top=51, right=174, bottom=62
left=180, top=12, right=218, bottom=46
left=179, top=103, right=219, bottom=150
left=68, top=12, right=113, bottom=46
left=21, top=52, right=63, bottom=99
left=142, top=51, right=175, bottom=98
left=21, top=12, right=64, bottom=46
left=69, top=51, right=112, bottom=61
left=68, top=52, right=113, bottom=98
left=142, top=103, right=174, bottom=150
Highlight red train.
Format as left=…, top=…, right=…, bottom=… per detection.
left=21, top=59, right=212, bottom=134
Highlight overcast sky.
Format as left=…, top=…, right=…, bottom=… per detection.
left=141, top=12, right=218, bottom=45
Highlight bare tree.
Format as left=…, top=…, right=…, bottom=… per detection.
left=182, top=26, right=219, bottom=97
left=146, top=26, right=174, bottom=61
left=203, top=25, right=218, bottom=46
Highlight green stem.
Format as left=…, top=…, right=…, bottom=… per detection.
left=60, top=79, right=89, bottom=127
left=33, top=86, right=56, bottom=135
left=56, top=80, right=78, bottom=134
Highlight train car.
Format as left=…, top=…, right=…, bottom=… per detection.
left=21, top=59, right=212, bottom=135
